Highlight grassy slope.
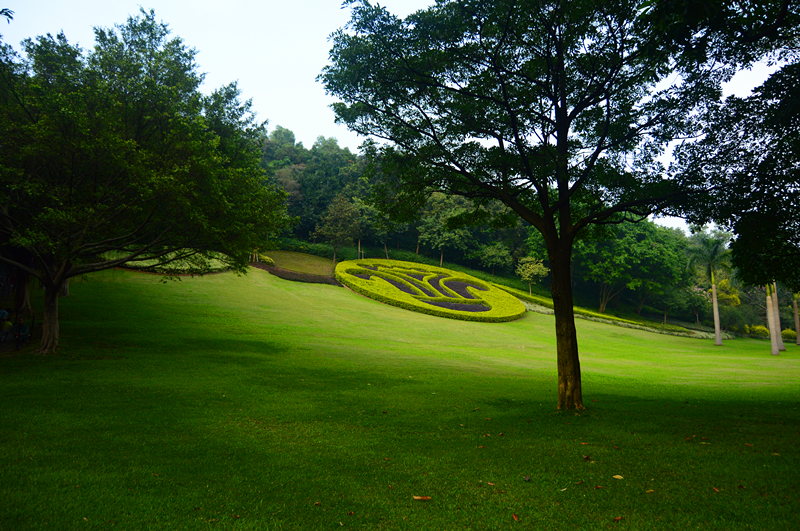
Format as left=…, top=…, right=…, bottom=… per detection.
left=1, top=269, right=798, bottom=530
left=261, top=250, right=335, bottom=276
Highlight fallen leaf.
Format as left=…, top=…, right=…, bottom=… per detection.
left=484, top=434, right=491, bottom=437
left=412, top=496, right=432, bottom=501
left=713, top=487, right=720, bottom=492
left=348, top=511, right=355, bottom=515
left=613, top=475, right=624, bottom=480
left=613, top=446, right=620, bottom=449
left=383, top=457, right=390, bottom=461
left=382, top=411, right=387, bottom=414
left=744, top=443, right=753, bottom=447
left=499, top=433, right=504, bottom=436
left=513, top=513, right=520, bottom=522
left=592, top=399, right=598, bottom=402
left=575, top=481, right=584, bottom=485
left=645, top=489, right=655, bottom=493
left=487, top=482, right=495, bottom=486
left=524, top=476, right=531, bottom=482
left=560, top=488, right=568, bottom=491
left=583, top=455, right=592, bottom=460
left=772, top=453, right=781, bottom=456
left=478, top=445, right=485, bottom=449
left=232, top=515, right=241, bottom=519
left=613, top=516, right=623, bottom=522
left=685, top=437, right=692, bottom=441
left=595, top=485, right=604, bottom=489
left=580, top=442, right=589, bottom=446
left=314, top=502, right=321, bottom=506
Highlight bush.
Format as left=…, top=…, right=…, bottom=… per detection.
left=257, top=254, right=275, bottom=266
left=782, top=329, right=797, bottom=341
left=746, top=325, right=770, bottom=339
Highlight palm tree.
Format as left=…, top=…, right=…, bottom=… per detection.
left=772, top=282, right=786, bottom=351
left=794, top=293, right=800, bottom=346
left=686, top=231, right=731, bottom=346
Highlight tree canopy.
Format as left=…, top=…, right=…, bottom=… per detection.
left=0, top=10, right=290, bottom=352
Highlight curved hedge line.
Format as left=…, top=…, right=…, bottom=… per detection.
left=336, top=259, right=525, bottom=323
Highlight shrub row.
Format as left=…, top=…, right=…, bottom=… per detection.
left=336, top=259, right=525, bottom=323
left=744, top=325, right=798, bottom=341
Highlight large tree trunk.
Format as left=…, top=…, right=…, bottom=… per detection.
left=766, top=286, right=779, bottom=356
left=711, top=281, right=722, bottom=346
left=793, top=297, right=799, bottom=346
left=550, top=252, right=583, bottom=410
left=772, top=282, right=785, bottom=351
left=39, top=283, right=60, bottom=354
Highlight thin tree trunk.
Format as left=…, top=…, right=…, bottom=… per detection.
left=664, top=307, right=667, bottom=324
left=60, top=279, right=69, bottom=297
left=358, top=239, right=361, bottom=259
left=39, top=283, right=60, bottom=354
left=439, top=249, right=443, bottom=267
left=772, top=282, right=785, bottom=351
left=550, top=251, right=583, bottom=410
left=766, top=285, right=780, bottom=355
left=636, top=295, right=646, bottom=315
left=529, top=282, right=532, bottom=296
left=384, top=242, right=389, bottom=259
left=15, top=272, right=32, bottom=315
left=793, top=297, right=799, bottom=346
left=416, top=234, right=420, bottom=255
left=711, top=276, right=722, bottom=346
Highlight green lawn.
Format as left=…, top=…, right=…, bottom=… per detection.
left=261, top=250, right=335, bottom=276
left=1, top=268, right=798, bottom=530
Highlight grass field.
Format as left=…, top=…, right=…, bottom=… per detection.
left=261, top=251, right=335, bottom=276
left=1, top=268, right=799, bottom=530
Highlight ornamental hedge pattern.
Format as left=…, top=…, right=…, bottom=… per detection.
left=335, top=259, right=525, bottom=323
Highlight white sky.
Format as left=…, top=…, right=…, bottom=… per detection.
left=2, top=1, right=776, bottom=233
left=0, top=0, right=433, bottom=152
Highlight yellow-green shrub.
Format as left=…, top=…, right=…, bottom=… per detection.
left=746, top=325, right=770, bottom=339
left=258, top=254, right=275, bottom=266
left=782, top=329, right=797, bottom=341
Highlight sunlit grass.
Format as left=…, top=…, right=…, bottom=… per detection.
left=1, top=268, right=798, bottom=530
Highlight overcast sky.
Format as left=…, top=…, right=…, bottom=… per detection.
left=1, top=1, right=777, bottom=233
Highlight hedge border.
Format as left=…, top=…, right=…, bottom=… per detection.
left=336, top=259, right=525, bottom=323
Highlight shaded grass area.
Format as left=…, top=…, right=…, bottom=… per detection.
left=1, top=269, right=799, bottom=530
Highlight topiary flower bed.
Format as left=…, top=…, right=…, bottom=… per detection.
left=335, top=259, right=525, bottom=323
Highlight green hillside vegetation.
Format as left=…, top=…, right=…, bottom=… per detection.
left=1, top=269, right=798, bottom=530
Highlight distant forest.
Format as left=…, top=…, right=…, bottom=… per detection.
left=260, top=126, right=792, bottom=337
